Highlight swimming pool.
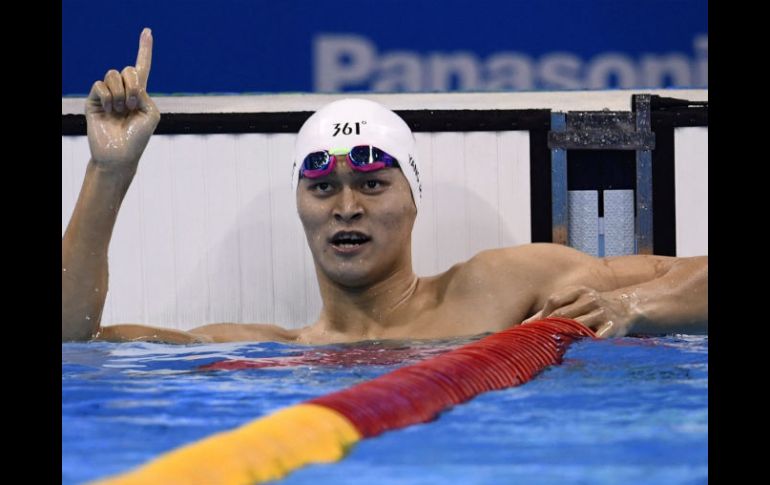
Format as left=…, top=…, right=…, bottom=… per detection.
left=62, top=335, right=707, bottom=484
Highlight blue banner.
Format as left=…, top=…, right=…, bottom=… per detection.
left=62, top=0, right=707, bottom=96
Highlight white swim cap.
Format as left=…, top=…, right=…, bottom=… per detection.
left=292, top=98, right=422, bottom=210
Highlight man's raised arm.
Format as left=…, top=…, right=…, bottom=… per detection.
left=62, top=28, right=160, bottom=341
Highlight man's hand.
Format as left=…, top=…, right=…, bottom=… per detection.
left=523, top=285, right=638, bottom=337
left=85, top=28, right=160, bottom=169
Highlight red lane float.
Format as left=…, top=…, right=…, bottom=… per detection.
left=309, top=317, right=595, bottom=438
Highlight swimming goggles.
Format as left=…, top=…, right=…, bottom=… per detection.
left=299, top=145, right=401, bottom=179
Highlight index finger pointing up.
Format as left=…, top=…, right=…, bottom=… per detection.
left=135, top=28, right=153, bottom=88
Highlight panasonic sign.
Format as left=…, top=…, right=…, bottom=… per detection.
left=314, top=34, right=708, bottom=92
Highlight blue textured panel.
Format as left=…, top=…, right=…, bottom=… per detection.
left=568, top=191, right=599, bottom=256
left=604, top=190, right=635, bottom=256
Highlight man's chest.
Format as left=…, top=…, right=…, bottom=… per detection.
left=392, top=290, right=536, bottom=339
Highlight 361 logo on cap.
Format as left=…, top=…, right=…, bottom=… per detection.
left=332, top=121, right=366, bottom=137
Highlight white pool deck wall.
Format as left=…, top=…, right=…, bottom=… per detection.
left=61, top=89, right=708, bottom=331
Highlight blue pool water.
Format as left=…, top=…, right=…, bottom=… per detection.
left=62, top=335, right=707, bottom=484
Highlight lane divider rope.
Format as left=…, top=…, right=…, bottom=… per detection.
left=94, top=318, right=595, bottom=484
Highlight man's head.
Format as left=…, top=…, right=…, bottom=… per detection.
left=292, top=99, right=421, bottom=287
left=292, top=98, right=421, bottom=209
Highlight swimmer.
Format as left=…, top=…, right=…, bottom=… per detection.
left=62, top=29, right=708, bottom=344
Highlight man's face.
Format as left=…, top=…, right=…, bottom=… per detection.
left=297, top=156, right=417, bottom=288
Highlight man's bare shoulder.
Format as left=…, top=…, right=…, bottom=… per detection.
left=429, top=243, right=598, bottom=314
left=442, top=243, right=592, bottom=286
left=411, top=244, right=578, bottom=333
left=94, top=322, right=303, bottom=344
left=190, top=322, right=303, bottom=343
left=96, top=324, right=214, bottom=344
left=481, top=243, right=596, bottom=263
